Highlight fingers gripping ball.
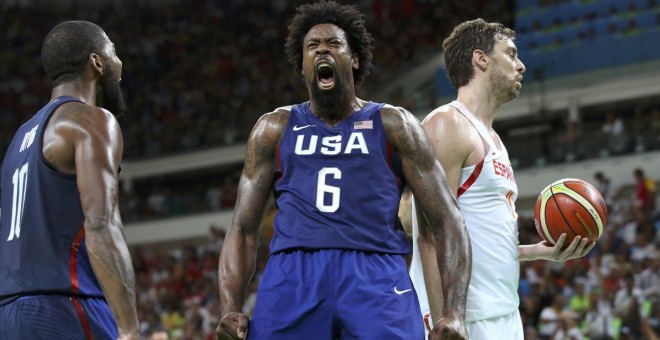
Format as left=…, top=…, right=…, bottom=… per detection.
left=534, top=178, right=607, bottom=248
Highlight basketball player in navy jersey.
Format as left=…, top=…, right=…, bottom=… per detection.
left=406, top=19, right=596, bottom=339
left=0, top=21, right=139, bottom=339
left=216, top=1, right=470, bottom=340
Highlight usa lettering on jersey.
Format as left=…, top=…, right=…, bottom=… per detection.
left=294, top=132, right=370, bottom=155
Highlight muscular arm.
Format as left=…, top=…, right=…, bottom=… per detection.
left=69, top=106, right=139, bottom=338
left=218, top=110, right=286, bottom=314
left=381, top=106, right=471, bottom=323
left=412, top=197, right=445, bottom=324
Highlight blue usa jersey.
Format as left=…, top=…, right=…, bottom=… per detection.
left=270, top=101, right=409, bottom=254
left=0, top=96, right=105, bottom=306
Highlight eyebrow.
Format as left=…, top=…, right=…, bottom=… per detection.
left=306, top=36, right=342, bottom=42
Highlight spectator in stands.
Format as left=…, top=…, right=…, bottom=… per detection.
left=583, top=288, right=616, bottom=339
left=637, top=253, right=659, bottom=300
left=594, top=171, right=613, bottom=204
left=219, top=175, right=237, bottom=209
left=568, top=280, right=590, bottom=320
left=631, top=108, right=649, bottom=151
left=552, top=310, right=584, bottom=340
left=204, top=183, right=222, bottom=211
left=149, top=328, right=169, bottom=340
left=539, top=294, right=565, bottom=339
left=555, top=119, right=581, bottom=162
left=633, top=168, right=657, bottom=216
left=651, top=108, right=660, bottom=149
left=614, top=273, right=644, bottom=337
left=147, top=186, right=169, bottom=216
left=601, top=111, right=628, bottom=155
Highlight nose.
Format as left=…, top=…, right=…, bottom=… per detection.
left=517, top=59, right=526, bottom=74
left=315, top=43, right=330, bottom=55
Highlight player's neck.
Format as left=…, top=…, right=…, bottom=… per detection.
left=51, top=81, right=96, bottom=106
left=456, top=83, right=500, bottom=128
left=309, top=95, right=363, bottom=125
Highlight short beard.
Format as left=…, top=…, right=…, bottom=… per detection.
left=99, top=62, right=126, bottom=117
left=490, top=65, right=518, bottom=104
left=311, top=78, right=345, bottom=108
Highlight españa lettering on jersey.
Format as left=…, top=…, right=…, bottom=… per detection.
left=270, top=101, right=409, bottom=255
left=0, top=96, right=105, bottom=306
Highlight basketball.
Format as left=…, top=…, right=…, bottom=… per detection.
left=534, top=178, right=608, bottom=248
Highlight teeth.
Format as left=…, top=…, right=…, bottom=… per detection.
left=318, top=62, right=331, bottom=69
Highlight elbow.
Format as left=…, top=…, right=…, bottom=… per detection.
left=83, top=216, right=122, bottom=253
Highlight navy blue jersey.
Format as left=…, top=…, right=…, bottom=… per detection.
left=270, top=101, right=408, bottom=254
left=0, top=96, right=105, bottom=306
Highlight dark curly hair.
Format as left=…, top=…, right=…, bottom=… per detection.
left=285, top=0, right=374, bottom=88
left=442, top=18, right=516, bottom=88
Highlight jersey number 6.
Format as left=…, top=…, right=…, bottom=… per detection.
left=316, top=167, right=341, bottom=213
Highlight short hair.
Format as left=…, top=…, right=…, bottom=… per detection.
left=285, top=0, right=374, bottom=88
left=442, top=18, right=516, bottom=88
left=41, top=21, right=109, bottom=86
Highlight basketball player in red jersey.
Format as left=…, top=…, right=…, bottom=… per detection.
left=406, top=19, right=596, bottom=339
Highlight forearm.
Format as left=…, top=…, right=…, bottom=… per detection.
left=218, top=229, right=258, bottom=313
left=434, top=211, right=471, bottom=319
left=417, top=233, right=444, bottom=323
left=412, top=176, right=470, bottom=319
left=519, top=244, right=541, bottom=261
left=86, top=222, right=139, bottom=336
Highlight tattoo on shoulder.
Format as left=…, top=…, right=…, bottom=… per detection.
left=381, top=106, right=433, bottom=170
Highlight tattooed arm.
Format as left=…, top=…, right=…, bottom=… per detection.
left=381, top=105, right=471, bottom=340
left=216, top=108, right=289, bottom=340
left=45, top=102, right=139, bottom=339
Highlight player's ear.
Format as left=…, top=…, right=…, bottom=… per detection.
left=352, top=53, right=359, bottom=70
left=89, top=53, right=104, bottom=76
left=473, top=49, right=488, bottom=71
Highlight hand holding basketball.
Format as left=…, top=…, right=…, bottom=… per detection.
left=534, top=178, right=607, bottom=248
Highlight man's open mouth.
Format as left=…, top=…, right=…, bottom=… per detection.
left=316, top=61, right=335, bottom=89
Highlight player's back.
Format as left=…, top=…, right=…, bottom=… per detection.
left=270, top=101, right=409, bottom=254
left=0, top=96, right=105, bottom=306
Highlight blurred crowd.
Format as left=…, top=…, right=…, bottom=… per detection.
left=0, top=0, right=513, bottom=162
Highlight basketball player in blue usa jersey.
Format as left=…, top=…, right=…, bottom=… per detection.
left=216, top=1, right=470, bottom=340
left=0, top=21, right=139, bottom=339
left=406, top=19, right=596, bottom=339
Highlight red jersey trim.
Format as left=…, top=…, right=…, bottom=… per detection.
left=69, top=227, right=94, bottom=339
left=69, top=227, right=85, bottom=293
left=457, top=158, right=485, bottom=198
left=70, top=296, right=95, bottom=340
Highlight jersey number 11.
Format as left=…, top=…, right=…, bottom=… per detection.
left=7, top=163, right=29, bottom=241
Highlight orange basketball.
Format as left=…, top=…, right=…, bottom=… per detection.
left=533, top=178, right=607, bottom=248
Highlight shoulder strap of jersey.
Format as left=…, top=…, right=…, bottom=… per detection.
left=448, top=100, right=498, bottom=154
